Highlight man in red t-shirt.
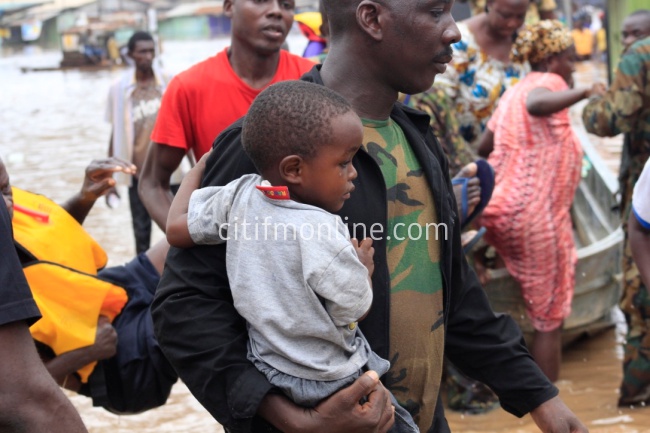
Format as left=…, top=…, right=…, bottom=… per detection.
left=139, top=0, right=314, bottom=230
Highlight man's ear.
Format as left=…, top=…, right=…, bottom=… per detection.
left=357, top=1, right=384, bottom=42
left=223, top=0, right=234, bottom=18
left=279, top=155, right=304, bottom=185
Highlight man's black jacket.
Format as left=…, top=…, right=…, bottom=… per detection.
left=151, top=66, right=558, bottom=433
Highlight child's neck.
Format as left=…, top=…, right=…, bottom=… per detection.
left=260, top=172, right=308, bottom=206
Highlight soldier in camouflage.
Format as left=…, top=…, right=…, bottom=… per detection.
left=582, top=18, right=650, bottom=405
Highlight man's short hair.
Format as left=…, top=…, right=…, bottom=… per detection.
left=628, top=9, right=650, bottom=20
left=321, top=0, right=360, bottom=38
left=242, top=80, right=353, bottom=173
left=626, top=9, right=650, bottom=30
left=127, top=31, right=154, bottom=53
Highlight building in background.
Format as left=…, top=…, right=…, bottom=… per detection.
left=1, top=0, right=319, bottom=48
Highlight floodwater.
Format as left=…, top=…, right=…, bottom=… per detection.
left=1, top=38, right=649, bottom=432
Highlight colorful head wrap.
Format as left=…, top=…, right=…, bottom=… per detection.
left=511, top=19, right=574, bottom=65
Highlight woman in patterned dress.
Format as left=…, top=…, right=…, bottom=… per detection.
left=478, top=20, right=606, bottom=382
left=410, top=0, right=531, bottom=155
left=407, top=0, right=532, bottom=413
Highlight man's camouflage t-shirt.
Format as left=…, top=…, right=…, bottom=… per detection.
left=362, top=118, right=445, bottom=431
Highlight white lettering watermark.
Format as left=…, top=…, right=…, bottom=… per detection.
left=214, top=216, right=448, bottom=242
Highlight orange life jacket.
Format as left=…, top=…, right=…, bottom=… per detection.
left=11, top=187, right=128, bottom=382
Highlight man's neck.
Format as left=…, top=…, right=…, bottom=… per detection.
left=228, top=45, right=281, bottom=89
left=135, top=67, right=154, bottom=83
left=472, top=15, right=504, bottom=44
left=320, top=50, right=396, bottom=121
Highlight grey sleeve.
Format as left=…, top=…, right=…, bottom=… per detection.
left=187, top=184, right=236, bottom=245
left=312, top=245, right=373, bottom=327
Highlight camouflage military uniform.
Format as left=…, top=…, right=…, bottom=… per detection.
left=407, top=88, right=477, bottom=177
left=583, top=37, right=650, bottom=406
left=408, top=86, right=497, bottom=417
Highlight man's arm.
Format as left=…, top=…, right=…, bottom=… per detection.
left=258, top=371, right=395, bottom=433
left=530, top=396, right=587, bottom=433
left=436, top=138, right=579, bottom=428
left=138, top=142, right=186, bottom=231
left=0, top=321, right=88, bottom=433
left=41, top=316, right=117, bottom=390
left=61, top=157, right=136, bottom=224
left=445, top=244, right=587, bottom=431
left=582, top=44, right=647, bottom=137
left=477, top=128, right=494, bottom=158
left=0, top=200, right=87, bottom=432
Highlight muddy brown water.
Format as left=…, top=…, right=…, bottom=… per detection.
left=1, top=41, right=648, bottom=431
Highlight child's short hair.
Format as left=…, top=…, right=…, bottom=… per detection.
left=242, top=80, right=353, bottom=173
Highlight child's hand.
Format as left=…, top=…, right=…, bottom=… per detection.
left=352, top=238, right=375, bottom=278
left=189, top=148, right=213, bottom=176
left=197, top=148, right=213, bottom=166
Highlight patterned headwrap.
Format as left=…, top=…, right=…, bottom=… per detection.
left=511, top=19, right=573, bottom=65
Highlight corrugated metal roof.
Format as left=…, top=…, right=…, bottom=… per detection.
left=0, top=1, right=47, bottom=14
left=0, top=0, right=96, bottom=26
left=37, top=0, right=96, bottom=12
left=163, top=1, right=221, bottom=19
left=162, top=0, right=319, bottom=19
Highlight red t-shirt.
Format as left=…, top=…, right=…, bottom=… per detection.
left=151, top=48, right=315, bottom=158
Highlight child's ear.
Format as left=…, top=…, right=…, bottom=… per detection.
left=278, top=155, right=303, bottom=185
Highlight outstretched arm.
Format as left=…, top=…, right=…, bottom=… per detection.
left=61, top=157, right=136, bottom=224
left=526, top=83, right=606, bottom=117
left=166, top=152, right=212, bottom=248
left=139, top=142, right=186, bottom=232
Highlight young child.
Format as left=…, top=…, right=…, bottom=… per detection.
left=166, top=80, right=418, bottom=433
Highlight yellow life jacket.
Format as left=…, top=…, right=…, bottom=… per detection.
left=12, top=187, right=128, bottom=382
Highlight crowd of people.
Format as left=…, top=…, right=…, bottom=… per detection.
left=2, top=0, right=650, bottom=432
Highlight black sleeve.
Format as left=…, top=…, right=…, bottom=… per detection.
left=444, top=233, right=558, bottom=417
left=421, top=125, right=558, bottom=417
left=0, top=204, right=41, bottom=327
left=151, top=122, right=274, bottom=430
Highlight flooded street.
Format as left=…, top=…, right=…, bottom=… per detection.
left=2, top=39, right=650, bottom=431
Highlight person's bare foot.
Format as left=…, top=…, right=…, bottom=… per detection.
left=453, top=162, right=481, bottom=224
